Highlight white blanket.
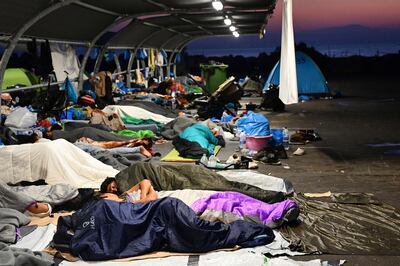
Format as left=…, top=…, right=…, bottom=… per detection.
left=0, top=139, right=119, bottom=188
left=103, top=105, right=173, bottom=124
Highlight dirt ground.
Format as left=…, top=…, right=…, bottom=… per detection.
left=245, top=74, right=400, bottom=265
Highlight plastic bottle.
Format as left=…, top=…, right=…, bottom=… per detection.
left=207, top=154, right=217, bottom=168
left=282, top=127, right=290, bottom=150
left=200, top=154, right=208, bottom=166
left=171, top=90, right=177, bottom=109
left=239, top=131, right=247, bottom=150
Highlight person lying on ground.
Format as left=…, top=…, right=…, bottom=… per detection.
left=99, top=177, right=158, bottom=203
left=0, top=180, right=56, bottom=217
left=43, top=125, right=133, bottom=143
left=75, top=137, right=152, bottom=157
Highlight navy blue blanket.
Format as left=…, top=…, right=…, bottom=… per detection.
left=53, top=198, right=274, bottom=260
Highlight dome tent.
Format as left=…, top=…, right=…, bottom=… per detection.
left=263, top=51, right=330, bottom=95
left=1, top=68, right=39, bottom=90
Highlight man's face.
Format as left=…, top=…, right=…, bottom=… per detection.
left=107, top=181, right=118, bottom=194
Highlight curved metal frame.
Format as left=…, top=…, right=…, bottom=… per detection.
left=125, top=28, right=164, bottom=87
left=0, top=0, right=79, bottom=97
left=77, top=16, right=131, bottom=91
left=167, top=37, right=198, bottom=77
left=93, top=19, right=139, bottom=74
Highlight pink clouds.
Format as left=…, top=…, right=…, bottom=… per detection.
left=267, top=0, right=400, bottom=32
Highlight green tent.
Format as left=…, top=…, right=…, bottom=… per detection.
left=1, top=68, right=39, bottom=90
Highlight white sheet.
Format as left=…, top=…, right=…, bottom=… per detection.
left=0, top=139, right=119, bottom=188
left=279, top=0, right=298, bottom=104
left=11, top=224, right=56, bottom=251
left=50, top=43, right=81, bottom=87
left=218, top=170, right=293, bottom=193
left=103, top=105, right=173, bottom=124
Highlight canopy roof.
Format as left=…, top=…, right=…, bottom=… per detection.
left=0, top=0, right=277, bottom=51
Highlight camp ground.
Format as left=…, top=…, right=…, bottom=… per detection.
left=0, top=1, right=399, bottom=266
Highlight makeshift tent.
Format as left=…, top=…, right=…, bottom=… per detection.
left=1, top=68, right=39, bottom=89
left=264, top=52, right=330, bottom=95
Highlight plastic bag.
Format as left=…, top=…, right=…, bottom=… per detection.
left=5, top=107, right=37, bottom=128
left=61, top=78, right=78, bottom=104
left=236, top=111, right=270, bottom=136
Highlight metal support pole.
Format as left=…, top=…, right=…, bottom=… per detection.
left=113, top=53, right=122, bottom=73
left=126, top=50, right=135, bottom=88
left=0, top=0, right=79, bottom=109
left=93, top=48, right=107, bottom=74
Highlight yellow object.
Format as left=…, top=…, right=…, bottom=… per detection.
left=148, top=49, right=156, bottom=72
left=161, top=146, right=221, bottom=162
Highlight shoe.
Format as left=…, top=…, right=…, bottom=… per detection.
left=226, top=153, right=240, bottom=164
left=293, top=148, right=305, bottom=156
left=257, top=154, right=281, bottom=165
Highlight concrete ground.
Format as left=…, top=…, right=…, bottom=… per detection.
left=242, top=75, right=400, bottom=265
left=154, top=74, right=400, bottom=265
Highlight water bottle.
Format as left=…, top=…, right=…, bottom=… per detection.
left=282, top=127, right=290, bottom=150
left=239, top=131, right=247, bottom=150
left=171, top=91, right=177, bottom=109
left=200, top=154, right=208, bottom=166
left=208, top=154, right=217, bottom=168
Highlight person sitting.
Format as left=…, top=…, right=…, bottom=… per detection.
left=99, top=177, right=158, bottom=204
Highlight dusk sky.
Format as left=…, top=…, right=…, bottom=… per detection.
left=268, top=0, right=400, bottom=31
left=187, top=0, right=400, bottom=57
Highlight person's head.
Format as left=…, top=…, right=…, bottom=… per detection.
left=100, top=177, right=120, bottom=195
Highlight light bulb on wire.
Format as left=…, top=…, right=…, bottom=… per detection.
left=229, top=25, right=236, bottom=31
left=212, top=0, right=223, bottom=11
left=233, top=31, right=239, bottom=38
left=224, top=17, right=232, bottom=26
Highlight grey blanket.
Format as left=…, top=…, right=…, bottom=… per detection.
left=0, top=209, right=54, bottom=265
left=0, top=208, right=30, bottom=244
left=63, top=121, right=112, bottom=132
left=0, top=181, right=33, bottom=213
left=51, top=127, right=132, bottom=142
left=118, top=99, right=178, bottom=118
left=91, top=151, right=147, bottom=171
left=116, top=162, right=286, bottom=204
left=9, top=184, right=78, bottom=205
left=0, top=242, right=54, bottom=266
left=1, top=180, right=78, bottom=212
left=160, top=116, right=196, bottom=140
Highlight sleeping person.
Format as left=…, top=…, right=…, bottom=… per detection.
left=74, top=137, right=152, bottom=157
left=172, top=121, right=225, bottom=158
left=97, top=177, right=299, bottom=229
left=99, top=177, right=157, bottom=203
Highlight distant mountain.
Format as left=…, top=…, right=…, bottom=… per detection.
left=295, top=24, right=400, bottom=44
left=186, top=24, right=400, bottom=56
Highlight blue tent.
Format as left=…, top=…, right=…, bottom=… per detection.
left=263, top=51, right=330, bottom=95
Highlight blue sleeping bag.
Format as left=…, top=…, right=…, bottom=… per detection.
left=53, top=198, right=274, bottom=260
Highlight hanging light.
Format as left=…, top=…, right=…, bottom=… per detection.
left=224, top=17, right=232, bottom=26
left=233, top=31, right=239, bottom=38
left=212, top=0, right=223, bottom=11
left=229, top=25, right=236, bottom=32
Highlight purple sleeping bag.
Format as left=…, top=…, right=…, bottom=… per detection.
left=191, top=192, right=299, bottom=228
